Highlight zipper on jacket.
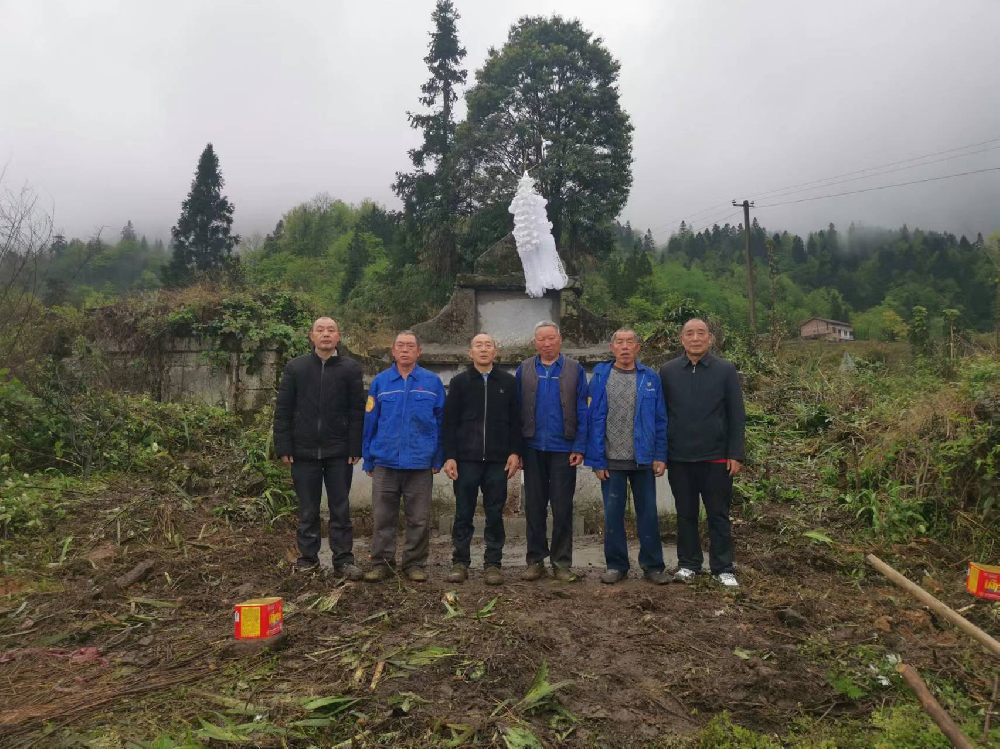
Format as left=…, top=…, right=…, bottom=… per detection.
left=317, top=358, right=325, bottom=459
left=482, top=374, right=488, bottom=461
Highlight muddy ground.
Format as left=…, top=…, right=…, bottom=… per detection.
left=1, top=480, right=998, bottom=747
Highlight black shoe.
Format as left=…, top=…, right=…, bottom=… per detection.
left=600, top=569, right=626, bottom=585
left=334, top=563, right=364, bottom=582
left=294, top=557, right=319, bottom=572
left=643, top=569, right=669, bottom=585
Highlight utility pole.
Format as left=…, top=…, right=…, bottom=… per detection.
left=733, top=199, right=757, bottom=334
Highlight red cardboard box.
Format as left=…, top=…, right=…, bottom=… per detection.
left=234, top=597, right=283, bottom=639
left=966, top=562, right=1000, bottom=601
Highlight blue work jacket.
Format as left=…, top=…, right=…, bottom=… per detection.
left=362, top=364, right=445, bottom=472
left=584, top=361, right=668, bottom=470
left=515, top=355, right=589, bottom=454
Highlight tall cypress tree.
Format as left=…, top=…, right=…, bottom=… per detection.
left=392, top=0, right=466, bottom=277
left=165, top=143, right=238, bottom=286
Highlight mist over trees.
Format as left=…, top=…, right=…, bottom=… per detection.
left=3, top=4, right=996, bottom=346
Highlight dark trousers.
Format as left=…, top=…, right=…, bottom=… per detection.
left=452, top=461, right=508, bottom=568
left=601, top=468, right=665, bottom=573
left=522, top=447, right=576, bottom=567
left=370, top=466, right=433, bottom=570
left=291, top=457, right=354, bottom=567
left=667, top=461, right=734, bottom=574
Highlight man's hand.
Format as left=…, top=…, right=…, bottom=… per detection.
left=432, top=467, right=440, bottom=474
left=443, top=459, right=459, bottom=480
left=652, top=461, right=666, bottom=477
left=594, top=469, right=609, bottom=481
left=504, top=454, right=519, bottom=480
left=348, top=456, right=360, bottom=465
left=281, top=455, right=294, bottom=465
left=569, top=452, right=584, bottom=467
left=727, top=459, right=742, bottom=477
left=365, top=470, right=373, bottom=477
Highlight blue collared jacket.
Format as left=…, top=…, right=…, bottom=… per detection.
left=363, top=364, right=446, bottom=472
left=584, top=361, right=668, bottom=470
left=514, top=355, right=589, bottom=454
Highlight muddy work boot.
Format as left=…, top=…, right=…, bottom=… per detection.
left=483, top=566, right=504, bottom=586
left=334, top=563, right=364, bottom=582
left=364, top=565, right=393, bottom=583
left=520, top=563, right=547, bottom=581
left=294, top=557, right=319, bottom=573
left=446, top=564, right=468, bottom=583
left=600, top=569, right=626, bottom=585
left=552, top=566, right=579, bottom=583
left=406, top=568, right=428, bottom=582
left=643, top=569, right=669, bottom=585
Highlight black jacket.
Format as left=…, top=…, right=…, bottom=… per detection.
left=273, top=351, right=365, bottom=459
left=659, top=352, right=746, bottom=462
left=442, top=366, right=522, bottom=463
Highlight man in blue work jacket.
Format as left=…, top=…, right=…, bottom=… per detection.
left=585, top=328, right=669, bottom=584
left=515, top=321, right=589, bottom=581
left=362, top=330, right=446, bottom=582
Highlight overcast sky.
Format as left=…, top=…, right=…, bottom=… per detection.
left=2, top=0, right=999, bottom=246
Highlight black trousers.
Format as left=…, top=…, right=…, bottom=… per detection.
left=451, top=461, right=508, bottom=567
left=522, top=447, right=576, bottom=568
left=290, top=457, right=354, bottom=567
left=667, top=461, right=734, bottom=574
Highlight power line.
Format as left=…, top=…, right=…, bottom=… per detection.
left=644, top=134, right=1000, bottom=237
left=748, top=143, right=1000, bottom=202
left=754, top=166, right=1000, bottom=209
left=745, top=135, right=1000, bottom=200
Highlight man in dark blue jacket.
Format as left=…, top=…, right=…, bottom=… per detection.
left=585, top=328, right=669, bottom=584
left=442, top=333, right=522, bottom=586
left=362, top=330, right=445, bottom=582
left=515, top=321, right=588, bottom=581
left=273, top=317, right=365, bottom=579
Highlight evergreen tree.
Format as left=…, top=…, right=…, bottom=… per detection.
left=49, top=233, right=68, bottom=256
left=642, top=229, right=655, bottom=253
left=165, top=143, right=239, bottom=286
left=392, top=0, right=467, bottom=277
left=120, top=220, right=137, bottom=242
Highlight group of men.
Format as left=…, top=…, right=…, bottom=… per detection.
left=272, top=316, right=745, bottom=588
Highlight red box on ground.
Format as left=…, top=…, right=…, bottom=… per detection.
left=234, top=597, right=283, bottom=639
left=966, top=562, right=1000, bottom=601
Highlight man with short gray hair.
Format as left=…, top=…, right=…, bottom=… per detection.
left=584, top=328, right=668, bottom=584
left=515, top=321, right=589, bottom=581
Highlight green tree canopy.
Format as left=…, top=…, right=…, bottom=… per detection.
left=460, top=15, right=633, bottom=261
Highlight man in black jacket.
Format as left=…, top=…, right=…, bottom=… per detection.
left=659, top=318, right=746, bottom=588
left=442, top=333, right=521, bottom=585
left=273, top=317, right=365, bottom=579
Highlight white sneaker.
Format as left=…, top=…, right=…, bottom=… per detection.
left=714, top=572, right=739, bottom=588
left=673, top=568, right=698, bottom=583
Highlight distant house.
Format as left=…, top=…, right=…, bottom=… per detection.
left=800, top=317, right=854, bottom=342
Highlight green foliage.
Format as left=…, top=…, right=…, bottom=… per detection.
left=171, top=289, right=313, bottom=372
left=165, top=143, right=239, bottom=286
left=461, top=15, right=633, bottom=260
left=869, top=702, right=953, bottom=748
left=694, top=712, right=781, bottom=748
left=0, top=458, right=72, bottom=542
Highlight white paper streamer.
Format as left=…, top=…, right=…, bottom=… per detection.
left=508, top=172, right=568, bottom=298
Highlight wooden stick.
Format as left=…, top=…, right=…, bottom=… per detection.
left=985, top=673, right=998, bottom=743
left=866, top=554, right=1000, bottom=659
left=897, top=663, right=975, bottom=749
